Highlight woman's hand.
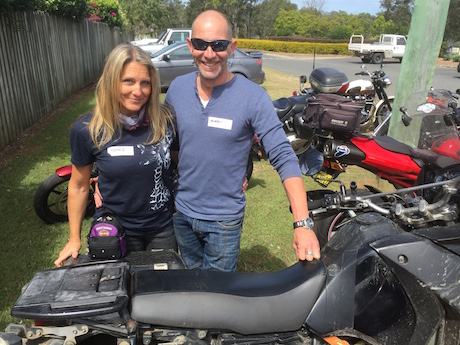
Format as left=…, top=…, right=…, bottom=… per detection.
left=54, top=239, right=81, bottom=267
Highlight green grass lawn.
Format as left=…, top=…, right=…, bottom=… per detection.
left=0, top=68, right=391, bottom=330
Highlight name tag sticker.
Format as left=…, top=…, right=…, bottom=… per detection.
left=107, top=146, right=134, bottom=156
left=208, top=117, right=233, bottom=130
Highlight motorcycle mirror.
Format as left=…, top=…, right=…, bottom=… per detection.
left=300, top=75, right=307, bottom=84
left=400, top=106, right=412, bottom=126
left=298, top=148, right=324, bottom=176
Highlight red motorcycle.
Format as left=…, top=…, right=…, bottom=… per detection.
left=301, top=89, right=460, bottom=247
left=33, top=165, right=99, bottom=224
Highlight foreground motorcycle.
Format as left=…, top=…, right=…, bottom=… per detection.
left=4, top=166, right=460, bottom=344
left=302, top=89, right=460, bottom=246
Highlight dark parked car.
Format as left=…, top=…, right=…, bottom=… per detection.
left=149, top=41, right=265, bottom=90
left=457, top=61, right=460, bottom=73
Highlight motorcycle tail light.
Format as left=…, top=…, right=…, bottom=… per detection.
left=337, top=83, right=350, bottom=94
left=293, top=91, right=298, bottom=96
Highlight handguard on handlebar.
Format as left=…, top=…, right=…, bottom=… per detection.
left=309, top=175, right=460, bottom=228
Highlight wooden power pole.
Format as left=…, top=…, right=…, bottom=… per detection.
left=387, top=0, right=451, bottom=145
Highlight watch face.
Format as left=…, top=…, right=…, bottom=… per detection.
left=305, top=218, right=314, bottom=228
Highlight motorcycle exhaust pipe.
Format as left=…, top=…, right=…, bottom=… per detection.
left=323, top=139, right=366, bottom=163
left=311, top=134, right=330, bottom=152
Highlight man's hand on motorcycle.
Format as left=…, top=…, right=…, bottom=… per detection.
left=293, top=227, right=321, bottom=262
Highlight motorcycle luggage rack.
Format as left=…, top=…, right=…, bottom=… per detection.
left=11, top=261, right=129, bottom=320
left=125, top=248, right=186, bottom=272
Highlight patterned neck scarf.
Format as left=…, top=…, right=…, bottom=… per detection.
left=118, top=106, right=149, bottom=131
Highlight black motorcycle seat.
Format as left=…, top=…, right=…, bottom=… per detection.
left=373, top=135, right=415, bottom=156
left=374, top=135, right=460, bottom=167
left=130, top=260, right=326, bottom=334
left=274, top=94, right=309, bottom=122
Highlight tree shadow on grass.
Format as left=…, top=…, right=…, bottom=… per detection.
left=237, top=244, right=288, bottom=273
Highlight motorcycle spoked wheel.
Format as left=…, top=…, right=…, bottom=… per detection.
left=374, top=99, right=394, bottom=127
left=33, top=174, right=96, bottom=224
left=313, top=189, right=372, bottom=248
left=359, top=113, right=376, bottom=133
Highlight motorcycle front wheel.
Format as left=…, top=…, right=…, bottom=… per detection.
left=374, top=99, right=394, bottom=127
left=33, top=174, right=95, bottom=224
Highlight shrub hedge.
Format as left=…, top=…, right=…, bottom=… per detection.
left=237, top=38, right=354, bottom=56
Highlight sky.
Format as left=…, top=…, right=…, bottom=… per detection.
left=290, top=0, right=382, bottom=15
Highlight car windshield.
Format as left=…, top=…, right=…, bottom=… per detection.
left=156, top=29, right=167, bottom=42
left=150, top=42, right=186, bottom=58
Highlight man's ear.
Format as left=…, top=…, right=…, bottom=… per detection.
left=229, top=39, right=237, bottom=55
left=186, top=37, right=193, bottom=52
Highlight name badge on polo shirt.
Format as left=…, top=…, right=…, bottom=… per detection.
left=208, top=117, right=233, bottom=130
left=107, top=146, right=134, bottom=156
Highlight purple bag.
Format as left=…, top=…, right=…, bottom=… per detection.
left=88, top=209, right=126, bottom=260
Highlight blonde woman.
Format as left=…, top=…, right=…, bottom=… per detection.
left=55, top=43, right=177, bottom=267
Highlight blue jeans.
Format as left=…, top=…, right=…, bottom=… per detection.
left=125, top=225, right=177, bottom=254
left=173, top=211, right=243, bottom=272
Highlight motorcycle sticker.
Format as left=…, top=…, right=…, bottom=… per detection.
left=334, top=145, right=351, bottom=158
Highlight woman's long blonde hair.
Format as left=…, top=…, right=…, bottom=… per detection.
left=89, top=43, right=173, bottom=149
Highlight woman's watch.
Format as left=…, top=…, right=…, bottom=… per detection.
left=293, top=217, right=314, bottom=230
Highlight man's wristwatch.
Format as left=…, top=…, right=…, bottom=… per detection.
left=293, top=217, right=314, bottom=230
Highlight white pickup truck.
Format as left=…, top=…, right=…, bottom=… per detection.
left=348, top=34, right=407, bottom=64
left=132, top=28, right=192, bottom=55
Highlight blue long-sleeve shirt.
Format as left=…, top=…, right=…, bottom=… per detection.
left=165, top=72, right=301, bottom=220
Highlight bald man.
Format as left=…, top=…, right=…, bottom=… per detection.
left=165, top=10, right=320, bottom=272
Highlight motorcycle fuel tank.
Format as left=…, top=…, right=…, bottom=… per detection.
left=309, top=68, right=349, bottom=94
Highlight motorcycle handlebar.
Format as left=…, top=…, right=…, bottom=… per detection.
left=307, top=198, right=326, bottom=209
left=309, top=176, right=460, bottom=223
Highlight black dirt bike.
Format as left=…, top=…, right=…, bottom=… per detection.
left=4, top=166, right=460, bottom=344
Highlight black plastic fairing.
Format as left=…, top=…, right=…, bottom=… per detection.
left=306, top=213, right=415, bottom=343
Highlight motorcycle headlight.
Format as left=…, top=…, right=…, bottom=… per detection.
left=383, top=76, right=392, bottom=87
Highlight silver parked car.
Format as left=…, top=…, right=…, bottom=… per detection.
left=149, top=41, right=265, bottom=90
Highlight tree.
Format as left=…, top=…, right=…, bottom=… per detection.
left=372, top=15, right=396, bottom=36
left=444, top=0, right=459, bottom=41
left=118, top=0, right=174, bottom=36
left=301, top=0, right=325, bottom=11
left=379, top=0, right=413, bottom=35
left=274, top=9, right=301, bottom=36
left=0, top=0, right=44, bottom=12
left=42, top=0, right=89, bottom=20
left=252, top=0, right=296, bottom=38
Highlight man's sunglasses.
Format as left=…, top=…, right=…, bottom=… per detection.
left=190, top=38, right=231, bottom=52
